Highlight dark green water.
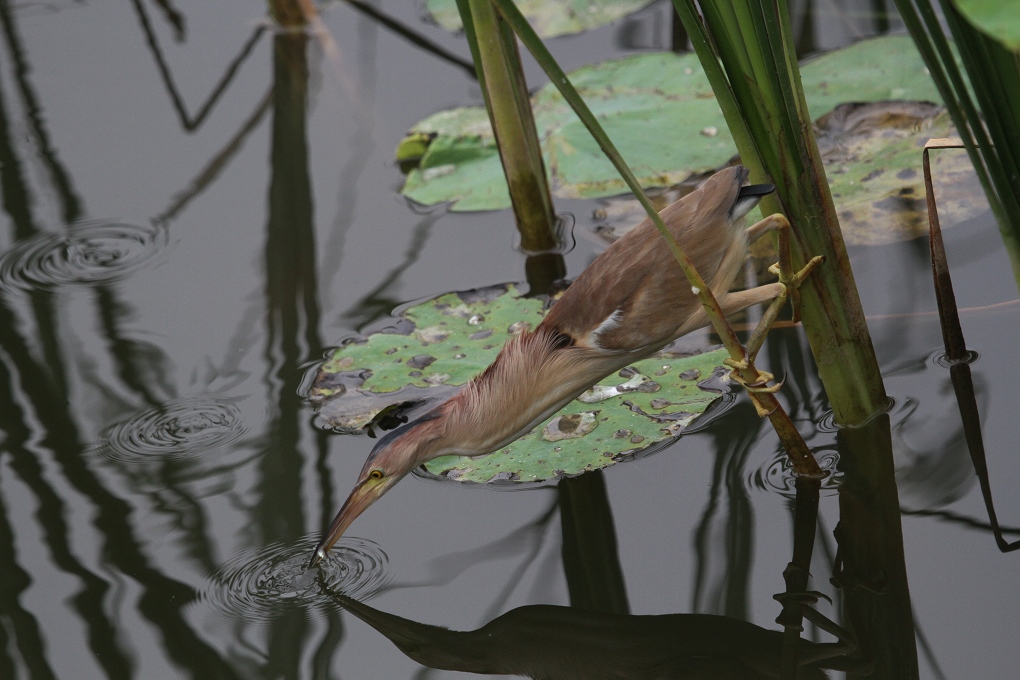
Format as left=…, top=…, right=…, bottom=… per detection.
left=0, top=1, right=1016, bottom=678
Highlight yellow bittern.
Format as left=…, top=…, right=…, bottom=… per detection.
left=310, top=165, right=801, bottom=567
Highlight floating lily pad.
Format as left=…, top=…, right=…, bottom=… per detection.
left=425, top=0, right=657, bottom=39
left=954, top=0, right=1020, bottom=50
left=400, top=51, right=725, bottom=210
left=816, top=102, right=982, bottom=244
left=594, top=100, right=984, bottom=247
left=308, top=284, right=732, bottom=484
left=423, top=355, right=730, bottom=484
left=399, top=36, right=970, bottom=241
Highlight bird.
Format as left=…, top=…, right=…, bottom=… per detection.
left=310, top=165, right=790, bottom=567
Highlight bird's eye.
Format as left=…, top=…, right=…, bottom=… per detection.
left=369, top=469, right=384, bottom=480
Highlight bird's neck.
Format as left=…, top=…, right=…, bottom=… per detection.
left=424, top=326, right=627, bottom=460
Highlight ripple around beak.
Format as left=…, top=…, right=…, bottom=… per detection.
left=199, top=536, right=389, bottom=621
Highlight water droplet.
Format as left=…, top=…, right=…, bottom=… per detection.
left=578, top=373, right=648, bottom=402
left=543, top=412, right=598, bottom=441
left=407, top=355, right=437, bottom=369
left=468, top=314, right=484, bottom=325
left=691, top=286, right=701, bottom=295
left=422, top=164, right=456, bottom=181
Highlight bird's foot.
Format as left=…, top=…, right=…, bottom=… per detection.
left=724, top=360, right=783, bottom=393
left=724, top=360, right=785, bottom=416
left=770, top=254, right=824, bottom=323
left=746, top=212, right=825, bottom=325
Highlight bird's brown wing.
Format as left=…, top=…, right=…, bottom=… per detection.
left=541, top=167, right=749, bottom=354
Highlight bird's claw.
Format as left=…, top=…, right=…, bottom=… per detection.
left=724, top=360, right=785, bottom=417
left=769, top=254, right=824, bottom=323
left=724, top=360, right=782, bottom=393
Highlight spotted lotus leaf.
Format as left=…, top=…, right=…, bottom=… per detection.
left=308, top=283, right=732, bottom=484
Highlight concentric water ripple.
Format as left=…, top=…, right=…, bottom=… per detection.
left=202, top=537, right=389, bottom=620
left=748, top=447, right=843, bottom=498
left=0, top=221, right=167, bottom=290
left=931, top=347, right=979, bottom=368
left=95, top=395, right=245, bottom=463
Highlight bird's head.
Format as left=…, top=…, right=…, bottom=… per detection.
left=309, top=413, right=442, bottom=567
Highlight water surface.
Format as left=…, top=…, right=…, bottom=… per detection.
left=0, top=1, right=1016, bottom=679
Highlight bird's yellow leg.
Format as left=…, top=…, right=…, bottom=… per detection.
left=743, top=213, right=824, bottom=360
left=724, top=214, right=823, bottom=415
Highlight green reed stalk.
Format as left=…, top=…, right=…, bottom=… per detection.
left=908, top=0, right=1020, bottom=289
left=672, top=0, right=888, bottom=428
left=458, top=0, right=558, bottom=252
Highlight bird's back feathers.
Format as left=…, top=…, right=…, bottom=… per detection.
left=540, top=165, right=765, bottom=355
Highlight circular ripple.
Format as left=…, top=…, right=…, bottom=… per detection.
left=816, top=410, right=840, bottom=433
left=931, top=347, right=979, bottom=368
left=96, top=395, right=245, bottom=463
left=203, top=537, right=389, bottom=621
left=0, top=221, right=168, bottom=291
left=748, top=446, right=843, bottom=499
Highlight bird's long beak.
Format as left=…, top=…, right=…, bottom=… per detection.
left=308, top=479, right=380, bottom=568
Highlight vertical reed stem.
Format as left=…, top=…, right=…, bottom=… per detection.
left=462, top=0, right=558, bottom=252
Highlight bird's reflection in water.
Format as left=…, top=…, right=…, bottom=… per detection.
left=334, top=593, right=854, bottom=679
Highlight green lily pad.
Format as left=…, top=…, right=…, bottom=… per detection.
left=590, top=100, right=984, bottom=246
left=425, top=0, right=657, bottom=39
left=400, top=51, right=725, bottom=210
left=816, top=102, right=982, bottom=244
left=423, top=351, right=729, bottom=484
left=953, top=0, right=1020, bottom=50
left=399, top=36, right=945, bottom=211
left=309, top=284, right=732, bottom=484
